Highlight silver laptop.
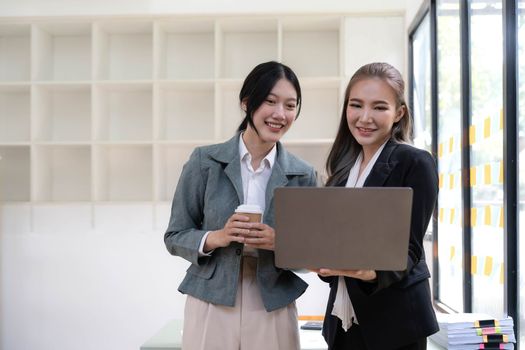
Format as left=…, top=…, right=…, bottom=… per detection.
left=274, top=187, right=413, bottom=270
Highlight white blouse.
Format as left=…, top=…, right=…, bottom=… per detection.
left=332, top=141, right=388, bottom=332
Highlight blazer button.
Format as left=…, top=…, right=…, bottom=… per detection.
left=235, top=248, right=242, bottom=256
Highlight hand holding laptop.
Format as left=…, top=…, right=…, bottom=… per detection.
left=310, top=268, right=377, bottom=281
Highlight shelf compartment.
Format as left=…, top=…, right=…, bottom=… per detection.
left=94, top=83, right=152, bottom=141
left=33, top=84, right=91, bottom=142
left=0, top=85, right=30, bottom=142
left=0, top=146, right=30, bottom=201
left=95, top=21, right=153, bottom=80
left=343, top=16, right=404, bottom=76
left=156, top=81, right=214, bottom=141
left=33, top=145, right=91, bottom=201
left=155, top=20, right=215, bottom=80
left=94, top=144, right=152, bottom=201
left=32, top=23, right=92, bottom=81
left=283, top=79, right=341, bottom=140
left=216, top=80, right=243, bottom=139
left=281, top=17, right=340, bottom=77
left=155, top=143, right=204, bottom=202
left=0, top=24, right=31, bottom=81
left=218, top=19, right=278, bottom=79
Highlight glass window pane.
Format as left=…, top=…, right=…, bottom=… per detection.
left=470, top=0, right=504, bottom=317
left=412, top=14, right=432, bottom=152
left=518, top=0, right=525, bottom=344
left=436, top=0, right=464, bottom=312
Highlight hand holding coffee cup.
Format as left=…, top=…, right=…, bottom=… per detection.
left=234, top=204, right=263, bottom=225
left=203, top=209, right=254, bottom=252
left=234, top=204, right=262, bottom=255
left=235, top=204, right=276, bottom=251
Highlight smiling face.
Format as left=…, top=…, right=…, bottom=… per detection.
left=243, top=78, right=298, bottom=146
left=346, top=77, right=405, bottom=158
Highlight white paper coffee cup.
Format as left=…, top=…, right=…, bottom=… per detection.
left=235, top=204, right=262, bottom=256
left=235, top=204, right=263, bottom=223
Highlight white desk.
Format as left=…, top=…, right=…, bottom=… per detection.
left=141, top=319, right=183, bottom=350
left=140, top=320, right=327, bottom=350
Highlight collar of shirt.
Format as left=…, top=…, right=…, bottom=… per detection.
left=238, top=133, right=276, bottom=172
left=345, top=140, right=388, bottom=188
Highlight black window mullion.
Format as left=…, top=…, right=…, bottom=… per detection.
left=460, top=0, right=473, bottom=313
left=430, top=0, right=441, bottom=303
left=502, top=0, right=519, bottom=341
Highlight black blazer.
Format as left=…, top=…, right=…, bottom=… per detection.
left=321, top=141, right=439, bottom=350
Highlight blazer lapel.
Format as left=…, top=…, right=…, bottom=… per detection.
left=209, top=134, right=244, bottom=204
left=363, top=141, right=399, bottom=187
left=224, top=158, right=244, bottom=204
left=264, top=161, right=288, bottom=218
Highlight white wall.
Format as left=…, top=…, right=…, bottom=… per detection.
left=1, top=206, right=331, bottom=350
left=0, top=1, right=424, bottom=349
left=1, top=230, right=185, bottom=350
left=405, top=0, right=426, bottom=30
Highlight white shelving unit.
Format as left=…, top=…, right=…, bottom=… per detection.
left=217, top=79, right=244, bottom=139
left=156, top=81, right=215, bottom=141
left=0, top=85, right=30, bottom=142
left=155, top=20, right=215, bottom=80
left=219, top=19, right=279, bottom=79
left=155, top=143, right=200, bottom=202
left=281, top=17, right=341, bottom=78
left=0, top=15, right=405, bottom=230
left=32, top=23, right=92, bottom=82
left=32, top=145, right=91, bottom=201
left=94, top=21, right=153, bottom=81
left=94, top=83, right=152, bottom=141
left=283, top=78, right=341, bottom=141
left=33, top=83, right=91, bottom=142
left=0, top=24, right=31, bottom=81
left=93, top=144, right=152, bottom=201
left=0, top=146, right=30, bottom=201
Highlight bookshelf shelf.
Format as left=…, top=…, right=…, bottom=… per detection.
left=32, top=83, right=91, bottom=142
left=32, top=145, right=91, bottom=201
left=0, top=14, right=404, bottom=216
left=0, top=145, right=30, bottom=201
left=32, top=23, right=92, bottom=81
left=0, top=24, right=31, bottom=82
left=0, top=85, right=30, bottom=142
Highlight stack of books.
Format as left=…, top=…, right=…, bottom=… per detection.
left=430, top=313, right=516, bottom=349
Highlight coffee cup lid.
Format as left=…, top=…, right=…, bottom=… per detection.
left=235, top=204, right=262, bottom=214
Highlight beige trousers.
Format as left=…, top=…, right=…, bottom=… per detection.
left=182, top=257, right=300, bottom=350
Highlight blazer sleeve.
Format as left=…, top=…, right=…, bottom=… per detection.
left=164, top=148, right=210, bottom=266
left=373, top=150, right=438, bottom=291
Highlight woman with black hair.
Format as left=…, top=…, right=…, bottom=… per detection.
left=164, top=61, right=317, bottom=350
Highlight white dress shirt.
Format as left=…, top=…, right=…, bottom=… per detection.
left=198, top=135, right=276, bottom=256
left=332, top=141, right=388, bottom=331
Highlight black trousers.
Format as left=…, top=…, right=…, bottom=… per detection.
left=331, top=323, right=427, bottom=350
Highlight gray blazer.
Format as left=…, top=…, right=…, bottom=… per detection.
left=164, top=134, right=317, bottom=312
